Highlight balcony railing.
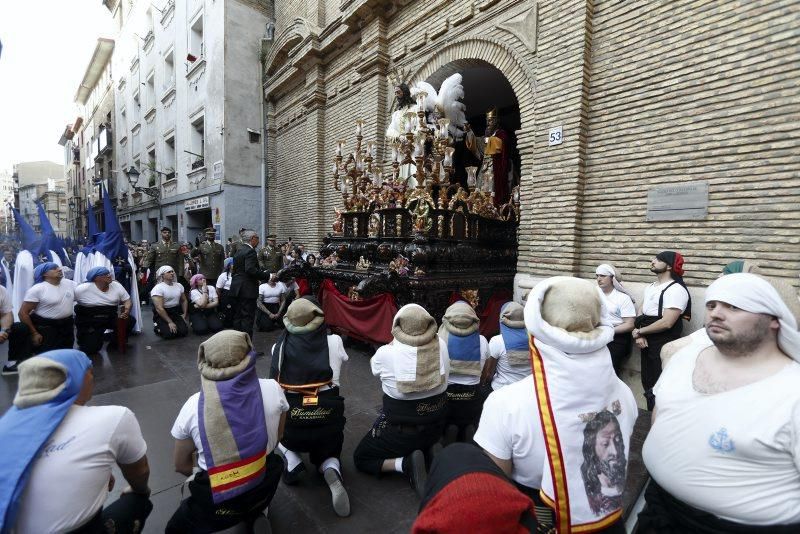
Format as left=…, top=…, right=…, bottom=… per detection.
left=191, top=157, right=205, bottom=170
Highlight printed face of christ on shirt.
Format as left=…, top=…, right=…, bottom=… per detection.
left=580, top=410, right=627, bottom=515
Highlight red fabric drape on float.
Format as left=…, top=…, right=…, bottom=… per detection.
left=448, top=289, right=513, bottom=338
left=319, top=278, right=397, bottom=344
left=296, top=278, right=311, bottom=296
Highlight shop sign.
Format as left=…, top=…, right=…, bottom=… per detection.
left=184, top=196, right=210, bottom=211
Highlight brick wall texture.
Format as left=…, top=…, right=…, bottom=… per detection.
left=264, top=0, right=800, bottom=288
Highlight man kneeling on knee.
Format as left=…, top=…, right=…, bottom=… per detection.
left=167, top=331, right=288, bottom=532
left=75, top=267, right=133, bottom=356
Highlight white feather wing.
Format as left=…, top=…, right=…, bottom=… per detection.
left=410, top=81, right=437, bottom=113
left=438, top=73, right=467, bottom=131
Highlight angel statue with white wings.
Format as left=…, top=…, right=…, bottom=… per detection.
left=385, top=70, right=468, bottom=187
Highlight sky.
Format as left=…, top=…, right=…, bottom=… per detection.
left=0, top=1, right=114, bottom=173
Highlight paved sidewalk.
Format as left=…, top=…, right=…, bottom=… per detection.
left=0, top=309, right=651, bottom=533
left=0, top=309, right=419, bottom=533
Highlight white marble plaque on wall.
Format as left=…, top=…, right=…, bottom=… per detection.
left=646, top=181, right=708, bottom=221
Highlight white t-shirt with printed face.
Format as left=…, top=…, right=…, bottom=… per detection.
left=643, top=342, right=800, bottom=525
left=488, top=335, right=533, bottom=390
left=474, top=374, right=545, bottom=490
left=215, top=272, right=231, bottom=291
left=75, top=281, right=130, bottom=307
left=14, top=405, right=148, bottom=533
left=259, top=282, right=286, bottom=304
left=24, top=279, right=77, bottom=320
left=271, top=334, right=350, bottom=387
left=0, top=284, right=12, bottom=314
left=447, top=335, right=490, bottom=386
left=600, top=288, right=636, bottom=327
left=151, top=282, right=184, bottom=308
left=171, top=378, right=289, bottom=471
left=190, top=286, right=219, bottom=307
left=641, top=280, right=689, bottom=316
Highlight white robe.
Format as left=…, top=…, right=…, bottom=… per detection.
left=1, top=260, right=13, bottom=310
left=12, top=250, right=63, bottom=321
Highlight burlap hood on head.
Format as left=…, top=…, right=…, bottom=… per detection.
left=440, top=301, right=480, bottom=336
left=392, top=304, right=438, bottom=347
left=198, top=330, right=254, bottom=381
left=524, top=276, right=614, bottom=354
left=14, top=357, right=68, bottom=409
left=500, top=301, right=525, bottom=329
left=283, top=296, right=325, bottom=334
left=391, top=304, right=443, bottom=393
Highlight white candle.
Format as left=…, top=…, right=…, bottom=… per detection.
left=355, top=120, right=364, bottom=136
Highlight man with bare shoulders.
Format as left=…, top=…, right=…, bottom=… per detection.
left=638, top=273, right=800, bottom=532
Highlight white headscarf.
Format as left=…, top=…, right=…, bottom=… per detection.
left=156, top=265, right=175, bottom=283
left=705, top=273, right=800, bottom=361
left=595, top=263, right=634, bottom=303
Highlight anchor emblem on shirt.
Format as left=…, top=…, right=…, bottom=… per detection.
left=709, top=427, right=735, bottom=453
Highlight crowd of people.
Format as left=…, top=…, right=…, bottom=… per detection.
left=2, top=238, right=800, bottom=533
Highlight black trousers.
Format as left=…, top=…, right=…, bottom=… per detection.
left=9, top=315, right=74, bottom=363
left=153, top=305, right=189, bottom=339
left=353, top=418, right=444, bottom=477
left=255, top=302, right=282, bottom=332
left=75, top=305, right=133, bottom=355
left=640, top=327, right=682, bottom=410
left=189, top=308, right=223, bottom=336
left=70, top=493, right=153, bottom=534
left=218, top=292, right=235, bottom=328
left=165, top=453, right=282, bottom=534
left=444, top=383, right=483, bottom=429
left=607, top=332, right=632, bottom=376
left=232, top=296, right=256, bottom=340
left=282, top=388, right=346, bottom=469
left=637, top=481, right=800, bottom=533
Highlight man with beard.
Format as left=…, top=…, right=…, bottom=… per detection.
left=633, top=251, right=691, bottom=410
left=639, top=273, right=800, bottom=532
left=581, top=410, right=627, bottom=516
left=476, top=277, right=636, bottom=532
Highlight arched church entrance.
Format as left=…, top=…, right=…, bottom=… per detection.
left=423, top=59, right=522, bottom=198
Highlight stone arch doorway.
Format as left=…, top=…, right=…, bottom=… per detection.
left=420, top=59, right=523, bottom=201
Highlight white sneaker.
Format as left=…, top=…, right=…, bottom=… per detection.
left=323, top=468, right=351, bottom=517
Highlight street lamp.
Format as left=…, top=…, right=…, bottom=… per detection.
left=125, top=165, right=163, bottom=228
left=68, top=199, right=76, bottom=238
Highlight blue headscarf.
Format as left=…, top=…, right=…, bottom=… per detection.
left=86, top=266, right=111, bottom=282
left=0, top=350, right=92, bottom=531
left=499, top=302, right=528, bottom=351
left=33, top=262, right=59, bottom=283
left=224, top=257, right=233, bottom=270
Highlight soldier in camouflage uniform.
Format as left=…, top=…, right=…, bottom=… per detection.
left=143, top=227, right=181, bottom=296
left=257, top=234, right=283, bottom=274
left=192, top=227, right=225, bottom=281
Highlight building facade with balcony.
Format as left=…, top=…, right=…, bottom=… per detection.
left=58, top=120, right=85, bottom=238
left=73, top=38, right=117, bottom=236
left=12, top=161, right=65, bottom=233
left=0, top=170, right=14, bottom=235
left=107, top=0, right=271, bottom=244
